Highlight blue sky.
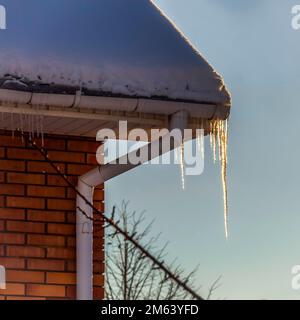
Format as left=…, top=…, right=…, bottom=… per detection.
left=107, top=0, right=300, bottom=299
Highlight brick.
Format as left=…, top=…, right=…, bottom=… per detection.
left=7, top=197, right=45, bottom=209
left=47, top=224, right=75, bottom=236
left=66, top=261, right=76, bottom=272
left=26, top=284, right=66, bottom=297
left=0, top=258, right=25, bottom=269
left=0, top=184, right=25, bottom=196
left=6, top=296, right=46, bottom=300
left=66, top=285, right=76, bottom=299
left=7, top=221, right=45, bottom=233
left=47, top=247, right=75, bottom=260
left=28, top=259, right=65, bottom=272
left=87, top=153, right=98, bottom=165
left=94, top=275, right=104, bottom=287
left=47, top=199, right=75, bottom=211
left=1, top=135, right=105, bottom=301
left=94, top=223, right=104, bottom=237
left=93, top=287, right=104, bottom=300
left=93, top=243, right=104, bottom=256
left=0, top=283, right=25, bottom=296
left=7, top=173, right=45, bottom=185
left=94, top=201, right=105, bottom=212
left=7, top=246, right=45, bottom=258
left=27, top=186, right=66, bottom=198
left=66, top=213, right=76, bottom=223
left=7, top=148, right=43, bottom=160
left=0, top=208, right=25, bottom=220
left=47, top=151, right=85, bottom=163
left=0, top=196, right=4, bottom=207
left=67, top=140, right=100, bottom=153
left=94, top=189, right=104, bottom=201
left=94, top=249, right=104, bottom=261
left=35, top=138, right=66, bottom=151
left=93, top=244, right=104, bottom=256
left=47, top=175, right=70, bottom=187
left=0, top=136, right=23, bottom=147
left=27, top=210, right=65, bottom=223
left=67, top=188, right=76, bottom=199
left=28, top=235, right=65, bottom=247
left=93, top=261, right=104, bottom=274
left=6, top=270, right=45, bottom=283
left=66, top=237, right=75, bottom=247
left=0, top=160, right=25, bottom=172
left=27, top=161, right=65, bottom=174
left=46, top=272, right=76, bottom=285
left=0, top=233, right=25, bottom=245
left=67, top=163, right=95, bottom=176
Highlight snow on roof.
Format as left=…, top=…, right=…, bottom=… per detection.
left=0, top=0, right=230, bottom=105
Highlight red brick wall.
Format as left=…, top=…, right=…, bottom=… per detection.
left=0, top=132, right=104, bottom=300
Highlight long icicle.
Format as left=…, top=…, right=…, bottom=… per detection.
left=208, top=119, right=229, bottom=238
left=221, top=120, right=228, bottom=238
left=180, top=142, right=185, bottom=190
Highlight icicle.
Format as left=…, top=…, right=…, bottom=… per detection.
left=207, top=119, right=229, bottom=238
left=209, top=121, right=213, bottom=152
left=31, top=112, right=35, bottom=139
left=36, top=107, right=40, bottom=139
left=20, top=112, right=24, bottom=144
left=217, top=121, right=222, bottom=162
left=40, top=114, right=44, bottom=147
left=196, top=128, right=204, bottom=160
left=201, top=128, right=205, bottom=160
left=196, top=121, right=205, bottom=160
left=220, top=120, right=228, bottom=238
left=10, top=112, right=15, bottom=138
left=196, top=130, right=201, bottom=155
left=213, top=121, right=217, bottom=163
left=180, top=142, right=185, bottom=190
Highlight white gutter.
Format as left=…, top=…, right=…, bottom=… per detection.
left=0, top=88, right=230, bottom=119
left=76, top=110, right=189, bottom=300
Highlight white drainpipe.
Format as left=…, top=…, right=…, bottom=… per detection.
left=76, top=110, right=189, bottom=300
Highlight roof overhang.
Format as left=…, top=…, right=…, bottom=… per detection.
left=0, top=88, right=230, bottom=138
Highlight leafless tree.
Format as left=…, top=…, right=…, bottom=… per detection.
left=104, top=202, right=221, bottom=300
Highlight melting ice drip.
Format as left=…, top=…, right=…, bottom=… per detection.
left=178, top=119, right=229, bottom=238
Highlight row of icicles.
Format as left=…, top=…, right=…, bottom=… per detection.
left=0, top=111, right=45, bottom=145
left=178, top=119, right=229, bottom=238
left=1, top=111, right=228, bottom=237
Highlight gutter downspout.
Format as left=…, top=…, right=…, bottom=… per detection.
left=76, top=110, right=189, bottom=300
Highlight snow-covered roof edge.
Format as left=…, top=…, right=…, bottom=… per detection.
left=0, top=0, right=231, bottom=108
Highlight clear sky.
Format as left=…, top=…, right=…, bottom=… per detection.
left=107, top=0, right=300, bottom=299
